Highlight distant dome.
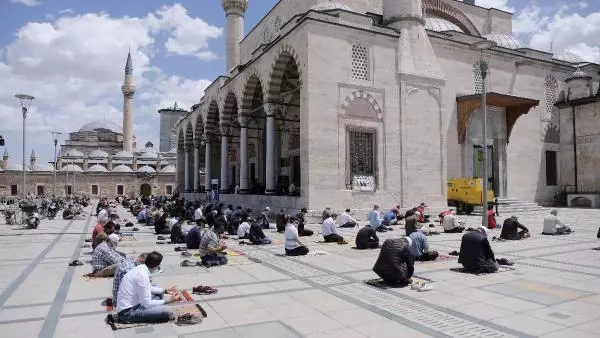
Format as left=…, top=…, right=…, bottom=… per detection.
left=161, top=165, right=176, bottom=173
left=79, top=120, right=123, bottom=134
left=88, top=149, right=109, bottom=159
left=113, top=150, right=133, bottom=159
left=5, top=163, right=29, bottom=171
left=64, top=149, right=84, bottom=158
left=31, top=164, right=54, bottom=172
left=483, top=33, right=528, bottom=49
left=553, top=50, right=587, bottom=64
left=112, top=165, right=133, bottom=173
left=565, top=67, right=593, bottom=82
left=61, top=164, right=83, bottom=172
left=311, top=2, right=353, bottom=12
left=425, top=17, right=464, bottom=33
left=137, top=165, right=156, bottom=173
left=88, top=164, right=108, bottom=173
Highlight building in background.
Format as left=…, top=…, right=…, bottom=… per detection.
left=158, top=103, right=188, bottom=153
left=0, top=52, right=177, bottom=198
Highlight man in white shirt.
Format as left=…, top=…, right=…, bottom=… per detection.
left=442, top=210, right=464, bottom=233
left=285, top=216, right=309, bottom=256
left=194, top=204, right=204, bottom=227
left=543, top=209, right=572, bottom=235
left=237, top=219, right=251, bottom=238
left=116, top=252, right=180, bottom=323
left=338, top=209, right=357, bottom=228
left=322, top=214, right=347, bottom=244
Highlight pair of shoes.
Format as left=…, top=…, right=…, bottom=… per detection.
left=429, top=224, right=436, bottom=228
left=175, top=247, right=188, bottom=252
left=157, top=236, right=166, bottom=240
left=192, top=285, right=218, bottom=294
left=496, top=258, right=514, bottom=266
left=181, top=252, right=192, bottom=257
left=68, top=260, right=84, bottom=266
left=176, top=313, right=203, bottom=326
left=338, top=241, right=348, bottom=245
left=132, top=227, right=139, bottom=231
left=180, top=260, right=201, bottom=267
left=84, top=238, right=92, bottom=243
left=449, top=250, right=459, bottom=256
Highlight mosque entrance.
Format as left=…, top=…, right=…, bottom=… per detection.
left=140, top=183, right=151, bottom=197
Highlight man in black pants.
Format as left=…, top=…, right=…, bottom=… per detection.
left=355, top=226, right=379, bottom=249
left=458, top=227, right=498, bottom=273
left=296, top=208, right=314, bottom=236
left=500, top=216, right=529, bottom=240
left=373, top=238, right=414, bottom=285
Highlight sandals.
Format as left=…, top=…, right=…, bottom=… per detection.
left=181, top=252, right=192, bottom=257
left=157, top=236, right=166, bottom=241
left=449, top=250, right=459, bottom=256
left=68, top=260, right=84, bottom=266
left=174, top=247, right=188, bottom=252
left=192, top=285, right=218, bottom=294
left=180, top=260, right=203, bottom=267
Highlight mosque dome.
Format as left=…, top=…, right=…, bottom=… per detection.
left=79, top=120, right=123, bottom=134
left=113, top=150, right=133, bottom=159
left=553, top=50, right=587, bottom=64
left=87, top=164, right=108, bottom=173
left=425, top=17, right=464, bottom=33
left=31, top=164, right=54, bottom=172
left=311, top=2, right=353, bottom=12
left=88, top=149, right=109, bottom=159
left=565, top=67, right=593, bottom=82
left=483, top=33, right=528, bottom=49
left=112, top=165, right=133, bottom=173
left=137, top=165, right=156, bottom=173
left=64, top=149, right=84, bottom=158
left=61, top=164, right=83, bottom=172
left=160, top=165, right=176, bottom=173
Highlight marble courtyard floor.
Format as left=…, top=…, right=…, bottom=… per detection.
left=1, top=205, right=600, bottom=338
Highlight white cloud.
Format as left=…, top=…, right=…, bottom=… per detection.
left=578, top=2, right=588, bottom=10
left=513, top=3, right=600, bottom=63
left=469, top=0, right=515, bottom=13
left=59, top=8, right=74, bottom=15
left=10, top=0, right=41, bottom=6
left=0, top=4, right=220, bottom=163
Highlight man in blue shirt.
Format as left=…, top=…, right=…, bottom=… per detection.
left=368, top=205, right=392, bottom=232
left=408, top=232, right=439, bottom=261
left=382, top=208, right=400, bottom=226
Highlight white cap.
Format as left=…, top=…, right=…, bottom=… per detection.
left=265, top=207, right=271, bottom=212
left=404, top=237, right=413, bottom=248
left=109, top=233, right=120, bottom=244
left=478, top=226, right=488, bottom=235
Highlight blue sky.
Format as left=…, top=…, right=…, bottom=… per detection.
left=0, top=0, right=598, bottom=164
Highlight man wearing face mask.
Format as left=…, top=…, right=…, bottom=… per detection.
left=116, top=251, right=181, bottom=323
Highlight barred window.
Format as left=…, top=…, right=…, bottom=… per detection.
left=117, top=185, right=124, bottom=196
left=473, top=62, right=483, bottom=94
left=544, top=74, right=558, bottom=121
left=91, top=185, right=99, bottom=195
left=349, top=131, right=375, bottom=176
left=352, top=43, right=369, bottom=81
left=166, top=185, right=173, bottom=195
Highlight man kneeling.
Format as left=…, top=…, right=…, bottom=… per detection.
left=355, top=226, right=379, bottom=249
left=116, top=252, right=181, bottom=323
left=409, top=231, right=439, bottom=261
left=373, top=238, right=414, bottom=286
left=500, top=216, right=529, bottom=240
left=458, top=227, right=498, bottom=274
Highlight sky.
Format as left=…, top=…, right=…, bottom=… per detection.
left=0, top=0, right=598, bottom=165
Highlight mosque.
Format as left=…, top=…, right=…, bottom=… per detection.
left=0, top=52, right=179, bottom=198
left=172, top=0, right=599, bottom=213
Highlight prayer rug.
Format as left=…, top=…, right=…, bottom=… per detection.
left=450, top=266, right=515, bottom=275
left=83, top=274, right=112, bottom=281
left=364, top=276, right=432, bottom=289
left=307, top=250, right=329, bottom=256
left=415, top=254, right=457, bottom=264
left=105, top=315, right=147, bottom=331
left=172, top=303, right=208, bottom=318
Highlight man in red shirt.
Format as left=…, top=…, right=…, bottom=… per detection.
left=92, top=214, right=110, bottom=249
left=486, top=205, right=497, bottom=229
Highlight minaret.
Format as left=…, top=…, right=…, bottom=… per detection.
left=383, top=0, right=446, bottom=207
left=29, top=149, right=36, bottom=169
left=221, top=0, right=248, bottom=72
left=121, top=50, right=136, bottom=152
left=2, top=148, right=8, bottom=169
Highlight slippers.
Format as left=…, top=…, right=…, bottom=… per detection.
left=157, top=236, right=166, bottom=241
left=181, top=260, right=203, bottom=267
left=132, top=228, right=139, bottom=231
left=181, top=252, right=192, bottom=257
left=84, top=238, right=92, bottom=243
left=449, top=251, right=459, bottom=256
left=68, top=260, right=84, bottom=266
left=192, top=285, right=218, bottom=294
left=174, top=247, right=188, bottom=252
left=496, top=258, right=514, bottom=266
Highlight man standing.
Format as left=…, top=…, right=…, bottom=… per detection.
left=194, top=204, right=203, bottom=227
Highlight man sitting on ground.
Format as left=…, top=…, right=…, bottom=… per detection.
left=373, top=238, right=414, bottom=285
left=260, top=207, right=271, bottom=229
left=355, top=226, right=379, bottom=249
left=116, top=252, right=183, bottom=324
left=458, top=227, right=498, bottom=273
left=338, top=209, right=357, bottom=228
left=137, top=206, right=147, bottom=224
left=416, top=203, right=429, bottom=223
left=500, top=216, right=530, bottom=240
left=113, top=254, right=147, bottom=305
left=322, top=213, right=347, bottom=244
left=90, top=232, right=124, bottom=277
left=194, top=204, right=203, bottom=227
left=237, top=215, right=251, bottom=239
left=405, top=210, right=419, bottom=236
left=443, top=210, right=464, bottom=233
left=296, top=208, right=314, bottom=236
left=186, top=225, right=201, bottom=250
left=249, top=217, right=272, bottom=245
left=487, top=205, right=497, bottom=229
left=170, top=215, right=186, bottom=244
left=409, top=231, right=439, bottom=261
left=543, top=209, right=572, bottom=235
left=368, top=205, right=390, bottom=232
left=276, top=208, right=287, bottom=233
left=285, top=215, right=309, bottom=256
left=92, top=214, right=110, bottom=249
left=199, top=223, right=228, bottom=267
left=382, top=208, right=399, bottom=227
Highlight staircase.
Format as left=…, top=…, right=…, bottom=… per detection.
left=472, top=197, right=544, bottom=215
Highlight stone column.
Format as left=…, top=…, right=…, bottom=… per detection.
left=204, top=140, right=212, bottom=191
left=239, top=117, right=248, bottom=193
left=265, top=105, right=276, bottom=195
left=194, top=144, right=200, bottom=192
left=220, top=134, right=229, bottom=193
left=184, top=147, right=190, bottom=192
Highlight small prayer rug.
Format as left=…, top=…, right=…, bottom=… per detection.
left=450, top=266, right=515, bottom=275
left=415, top=254, right=457, bottom=264
left=364, top=276, right=433, bottom=290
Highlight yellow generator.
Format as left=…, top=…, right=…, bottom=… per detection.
left=447, top=178, right=495, bottom=214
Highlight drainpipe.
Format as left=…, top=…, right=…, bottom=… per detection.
left=572, top=105, right=578, bottom=193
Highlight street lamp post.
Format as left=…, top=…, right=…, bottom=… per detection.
left=15, top=94, right=35, bottom=199
left=470, top=40, right=497, bottom=229
left=51, top=132, right=62, bottom=196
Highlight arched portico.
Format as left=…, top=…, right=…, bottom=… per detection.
left=176, top=129, right=185, bottom=193
left=184, top=122, right=194, bottom=192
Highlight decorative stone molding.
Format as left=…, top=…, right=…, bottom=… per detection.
left=221, top=0, right=248, bottom=15
left=543, top=123, right=560, bottom=144
left=241, top=69, right=265, bottom=113
left=424, top=0, right=480, bottom=36
left=267, top=44, right=303, bottom=99
left=340, top=90, right=383, bottom=121
left=206, top=100, right=220, bottom=135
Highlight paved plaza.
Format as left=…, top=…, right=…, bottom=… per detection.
left=1, top=205, right=600, bottom=338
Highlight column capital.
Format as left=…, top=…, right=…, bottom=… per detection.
left=264, top=103, right=277, bottom=117
left=185, top=144, right=194, bottom=152
left=238, top=115, right=248, bottom=128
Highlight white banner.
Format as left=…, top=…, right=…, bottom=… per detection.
left=353, top=175, right=375, bottom=192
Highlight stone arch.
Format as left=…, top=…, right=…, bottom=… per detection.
left=177, top=128, right=185, bottom=150
left=241, top=74, right=265, bottom=115
left=424, top=0, right=480, bottom=36
left=184, top=122, right=194, bottom=146
left=267, top=45, right=303, bottom=100
left=543, top=123, right=560, bottom=144
left=340, top=91, right=383, bottom=120
left=194, top=114, right=205, bottom=145
left=206, top=101, right=220, bottom=135
left=222, top=91, right=240, bottom=128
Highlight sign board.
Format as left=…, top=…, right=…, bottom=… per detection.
left=211, top=179, right=219, bottom=185
left=352, top=175, right=375, bottom=192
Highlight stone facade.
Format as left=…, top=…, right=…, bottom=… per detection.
left=172, top=0, right=600, bottom=212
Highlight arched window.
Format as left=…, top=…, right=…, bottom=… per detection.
left=473, top=62, right=483, bottom=94
left=544, top=74, right=558, bottom=121
left=351, top=43, right=369, bottom=81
